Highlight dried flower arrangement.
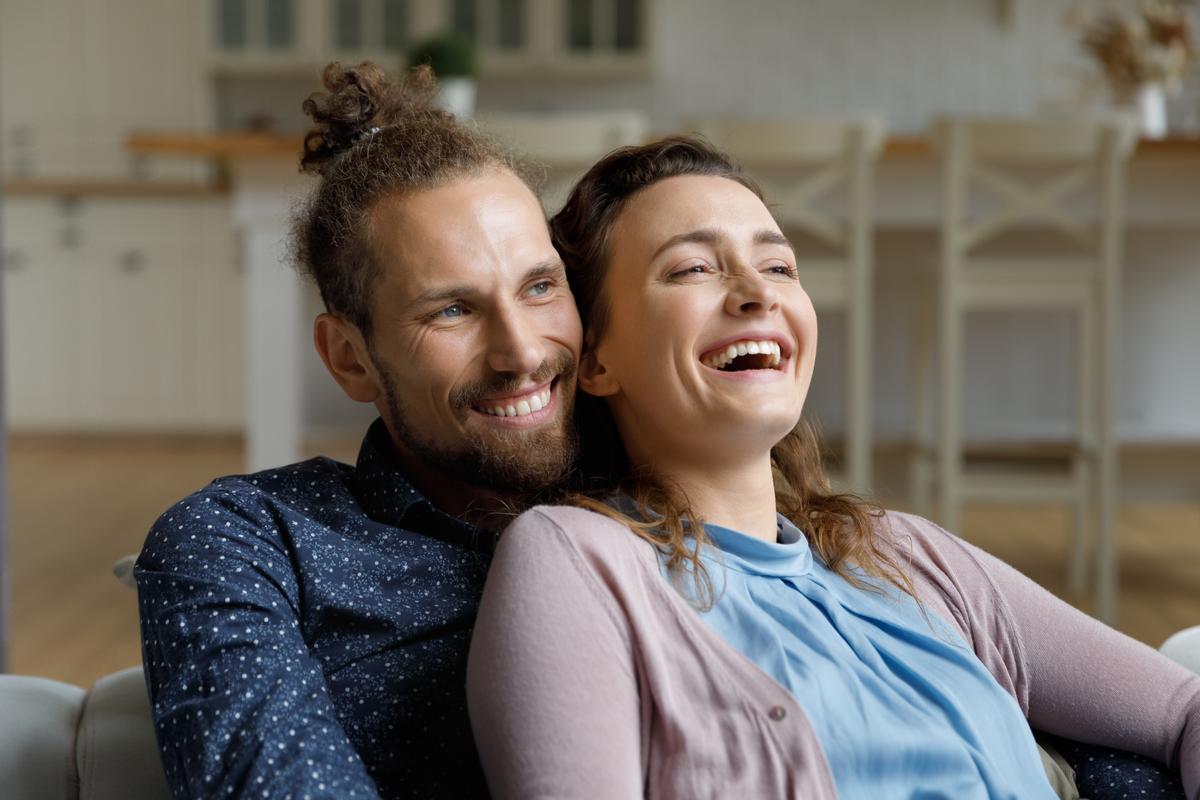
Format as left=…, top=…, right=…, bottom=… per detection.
left=1066, top=0, right=1196, bottom=101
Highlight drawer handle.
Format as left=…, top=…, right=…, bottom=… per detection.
left=119, top=250, right=147, bottom=274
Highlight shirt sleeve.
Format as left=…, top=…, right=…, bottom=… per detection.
left=466, top=507, right=643, bottom=800
left=135, top=483, right=383, bottom=800
left=905, top=515, right=1200, bottom=800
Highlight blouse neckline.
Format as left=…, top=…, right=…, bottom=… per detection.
left=702, top=515, right=814, bottom=578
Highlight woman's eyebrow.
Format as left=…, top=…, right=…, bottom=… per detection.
left=652, top=228, right=793, bottom=260
left=650, top=228, right=722, bottom=260
left=755, top=230, right=793, bottom=249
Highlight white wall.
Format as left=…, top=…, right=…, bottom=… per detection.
left=480, top=0, right=1198, bottom=134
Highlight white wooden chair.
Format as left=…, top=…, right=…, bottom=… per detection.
left=477, top=111, right=649, bottom=214
left=912, top=116, right=1137, bottom=623
left=688, top=116, right=886, bottom=495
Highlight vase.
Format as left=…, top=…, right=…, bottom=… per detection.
left=1135, top=83, right=1168, bottom=139
left=436, top=78, right=476, bottom=120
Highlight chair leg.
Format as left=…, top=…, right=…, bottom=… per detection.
left=1069, top=304, right=1095, bottom=595
left=910, top=281, right=935, bottom=518
left=939, top=300, right=962, bottom=536
left=1068, top=454, right=1091, bottom=595
left=846, top=281, right=872, bottom=495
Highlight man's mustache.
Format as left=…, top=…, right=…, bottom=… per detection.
left=450, top=352, right=578, bottom=414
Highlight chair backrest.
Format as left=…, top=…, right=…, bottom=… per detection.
left=479, top=111, right=649, bottom=166
left=932, top=115, right=1137, bottom=256
left=478, top=111, right=648, bottom=213
left=684, top=116, right=885, bottom=261
left=687, top=116, right=885, bottom=167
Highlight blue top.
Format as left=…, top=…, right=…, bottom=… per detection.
left=659, top=516, right=1057, bottom=800
left=135, top=418, right=492, bottom=800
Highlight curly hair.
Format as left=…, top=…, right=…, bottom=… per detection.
left=551, top=136, right=915, bottom=608
left=291, top=62, right=537, bottom=339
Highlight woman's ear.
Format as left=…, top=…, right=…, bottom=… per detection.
left=314, top=313, right=381, bottom=403
left=577, top=349, right=620, bottom=397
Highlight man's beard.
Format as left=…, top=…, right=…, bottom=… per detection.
left=371, top=349, right=579, bottom=496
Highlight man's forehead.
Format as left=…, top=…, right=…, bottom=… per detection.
left=368, top=174, right=555, bottom=296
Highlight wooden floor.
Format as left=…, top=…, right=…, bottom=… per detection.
left=3, top=434, right=1199, bottom=688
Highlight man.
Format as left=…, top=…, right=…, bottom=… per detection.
left=135, top=63, right=580, bottom=799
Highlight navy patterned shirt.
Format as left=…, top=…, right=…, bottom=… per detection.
left=135, top=419, right=494, bottom=799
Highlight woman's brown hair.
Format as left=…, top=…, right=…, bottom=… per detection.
left=291, top=61, right=536, bottom=340
left=551, top=135, right=914, bottom=607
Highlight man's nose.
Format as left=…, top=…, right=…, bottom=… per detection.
left=484, top=306, right=546, bottom=376
left=723, top=269, right=781, bottom=316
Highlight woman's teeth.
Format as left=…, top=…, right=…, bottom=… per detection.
left=478, top=387, right=552, bottom=417
left=702, top=340, right=783, bottom=370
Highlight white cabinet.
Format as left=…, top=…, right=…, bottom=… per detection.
left=1, top=198, right=244, bottom=432
left=204, top=0, right=649, bottom=78
left=1, top=241, right=85, bottom=426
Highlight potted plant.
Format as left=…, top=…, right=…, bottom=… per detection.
left=409, top=34, right=478, bottom=119
left=1067, top=0, right=1195, bottom=137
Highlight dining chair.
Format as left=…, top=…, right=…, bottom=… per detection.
left=911, top=115, right=1137, bottom=623
left=688, top=116, right=886, bottom=495
left=478, top=111, right=649, bottom=215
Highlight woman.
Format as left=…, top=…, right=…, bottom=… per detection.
left=465, top=137, right=1200, bottom=799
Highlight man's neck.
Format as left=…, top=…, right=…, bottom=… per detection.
left=386, top=444, right=520, bottom=531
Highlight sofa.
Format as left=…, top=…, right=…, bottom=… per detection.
left=3, top=626, right=1199, bottom=800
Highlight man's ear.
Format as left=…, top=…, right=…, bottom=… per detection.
left=314, top=313, right=381, bottom=403
left=577, top=349, right=620, bottom=397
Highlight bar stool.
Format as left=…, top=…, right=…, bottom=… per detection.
left=478, top=111, right=649, bottom=214
left=689, top=116, right=885, bottom=495
left=911, top=116, right=1136, bottom=623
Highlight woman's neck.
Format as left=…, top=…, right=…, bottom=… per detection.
left=646, top=454, right=779, bottom=542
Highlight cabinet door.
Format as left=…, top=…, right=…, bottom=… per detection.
left=185, top=203, right=245, bottom=430
left=1, top=243, right=84, bottom=427
left=77, top=238, right=191, bottom=429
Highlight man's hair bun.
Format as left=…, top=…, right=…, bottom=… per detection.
left=299, top=61, right=442, bottom=175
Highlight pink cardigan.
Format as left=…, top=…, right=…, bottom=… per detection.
left=466, top=506, right=1200, bottom=799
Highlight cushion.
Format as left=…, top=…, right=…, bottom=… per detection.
left=0, top=675, right=85, bottom=800
left=76, top=667, right=170, bottom=800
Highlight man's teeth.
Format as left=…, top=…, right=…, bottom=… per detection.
left=478, top=387, right=552, bottom=417
left=701, top=340, right=783, bottom=369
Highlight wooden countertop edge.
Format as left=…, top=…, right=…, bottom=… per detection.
left=3, top=177, right=229, bottom=198
left=127, top=131, right=1200, bottom=159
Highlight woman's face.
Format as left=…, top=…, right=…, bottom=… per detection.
left=582, top=174, right=818, bottom=467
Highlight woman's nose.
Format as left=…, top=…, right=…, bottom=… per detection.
left=723, top=270, right=781, bottom=316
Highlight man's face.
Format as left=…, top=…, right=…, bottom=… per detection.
left=363, top=169, right=583, bottom=494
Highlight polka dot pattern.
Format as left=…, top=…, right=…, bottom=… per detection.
left=1047, top=735, right=1186, bottom=799
left=135, top=419, right=493, bottom=799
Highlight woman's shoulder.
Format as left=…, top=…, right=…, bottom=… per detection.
left=499, top=503, right=659, bottom=570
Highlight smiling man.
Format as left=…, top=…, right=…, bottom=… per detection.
left=134, top=63, right=580, bottom=800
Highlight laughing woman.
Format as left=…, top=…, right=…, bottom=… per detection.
left=465, top=137, right=1200, bottom=800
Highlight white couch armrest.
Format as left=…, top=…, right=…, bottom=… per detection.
left=1161, top=625, right=1200, bottom=676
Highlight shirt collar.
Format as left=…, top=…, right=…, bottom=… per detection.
left=350, top=418, right=495, bottom=553
left=702, top=514, right=814, bottom=578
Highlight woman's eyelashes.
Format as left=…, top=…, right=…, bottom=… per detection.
left=667, top=261, right=717, bottom=279
left=665, top=260, right=799, bottom=281
left=764, top=263, right=799, bottom=280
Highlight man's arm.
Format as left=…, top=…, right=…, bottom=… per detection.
left=907, top=517, right=1200, bottom=800
left=135, top=482, right=383, bottom=800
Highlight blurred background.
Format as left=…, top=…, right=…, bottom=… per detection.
left=1, top=0, right=1198, bottom=689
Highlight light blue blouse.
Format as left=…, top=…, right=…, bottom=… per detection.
left=658, top=516, right=1057, bottom=800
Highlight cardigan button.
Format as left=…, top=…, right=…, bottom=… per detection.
left=768, top=705, right=787, bottom=721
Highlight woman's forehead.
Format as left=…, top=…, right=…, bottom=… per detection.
left=614, top=175, right=779, bottom=254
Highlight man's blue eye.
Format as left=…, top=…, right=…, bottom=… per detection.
left=437, top=304, right=464, bottom=318
left=528, top=281, right=552, bottom=296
